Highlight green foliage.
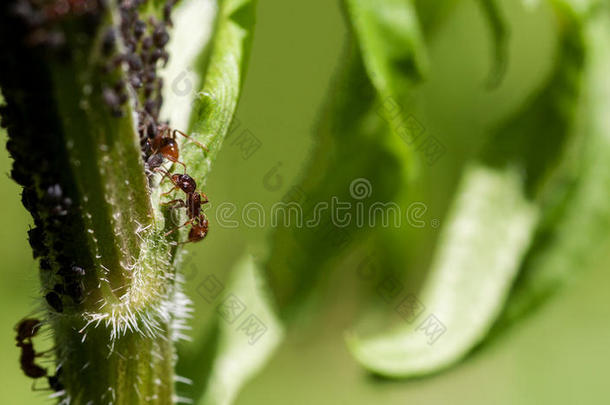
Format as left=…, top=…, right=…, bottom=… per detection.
left=263, top=0, right=428, bottom=319
left=494, top=5, right=610, bottom=333
left=191, top=256, right=282, bottom=405
left=348, top=164, right=539, bottom=376
left=183, top=0, right=257, bottom=179
left=347, top=0, right=592, bottom=378
left=258, top=0, right=609, bottom=386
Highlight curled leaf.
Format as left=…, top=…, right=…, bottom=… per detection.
left=347, top=1, right=587, bottom=377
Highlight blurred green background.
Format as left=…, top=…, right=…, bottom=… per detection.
left=1, top=0, right=609, bottom=403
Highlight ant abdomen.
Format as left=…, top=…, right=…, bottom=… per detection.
left=146, top=153, right=165, bottom=173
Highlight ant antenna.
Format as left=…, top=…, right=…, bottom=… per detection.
left=153, top=167, right=172, bottom=183
left=173, top=129, right=209, bottom=153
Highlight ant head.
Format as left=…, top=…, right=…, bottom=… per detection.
left=16, top=319, right=41, bottom=341
left=188, top=222, right=208, bottom=243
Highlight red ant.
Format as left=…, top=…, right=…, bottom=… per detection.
left=156, top=170, right=210, bottom=243
left=146, top=123, right=208, bottom=173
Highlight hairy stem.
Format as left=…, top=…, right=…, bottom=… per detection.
left=0, top=1, right=189, bottom=403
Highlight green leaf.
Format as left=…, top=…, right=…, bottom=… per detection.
left=194, top=257, right=283, bottom=405
left=477, top=0, right=509, bottom=88
left=181, top=0, right=257, bottom=181
left=414, top=0, right=460, bottom=36
left=345, top=0, right=428, bottom=93
left=347, top=164, right=538, bottom=376
left=263, top=41, right=409, bottom=319
left=264, top=0, right=429, bottom=320
left=493, top=6, right=610, bottom=333
left=345, top=0, right=427, bottom=169
left=176, top=259, right=282, bottom=405
left=161, top=0, right=218, bottom=131
left=347, top=0, right=587, bottom=378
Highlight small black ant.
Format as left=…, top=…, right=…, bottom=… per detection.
left=19, top=342, right=47, bottom=379
left=15, top=319, right=64, bottom=391
left=19, top=346, right=62, bottom=392
left=15, top=319, right=46, bottom=379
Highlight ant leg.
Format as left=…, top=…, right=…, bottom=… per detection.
left=37, top=346, right=57, bottom=356
left=160, top=186, right=180, bottom=197
left=153, top=167, right=169, bottom=178
left=164, top=219, right=194, bottom=237
left=31, top=379, right=43, bottom=392
left=173, top=129, right=209, bottom=153
left=31, top=373, right=48, bottom=391
left=161, top=199, right=186, bottom=208
left=164, top=155, right=188, bottom=174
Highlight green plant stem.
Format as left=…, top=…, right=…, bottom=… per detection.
left=0, top=1, right=181, bottom=402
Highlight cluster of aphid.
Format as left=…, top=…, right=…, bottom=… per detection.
left=44, top=264, right=86, bottom=313
left=24, top=183, right=88, bottom=314
left=11, top=0, right=103, bottom=48
left=15, top=318, right=63, bottom=393
left=101, top=0, right=174, bottom=122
